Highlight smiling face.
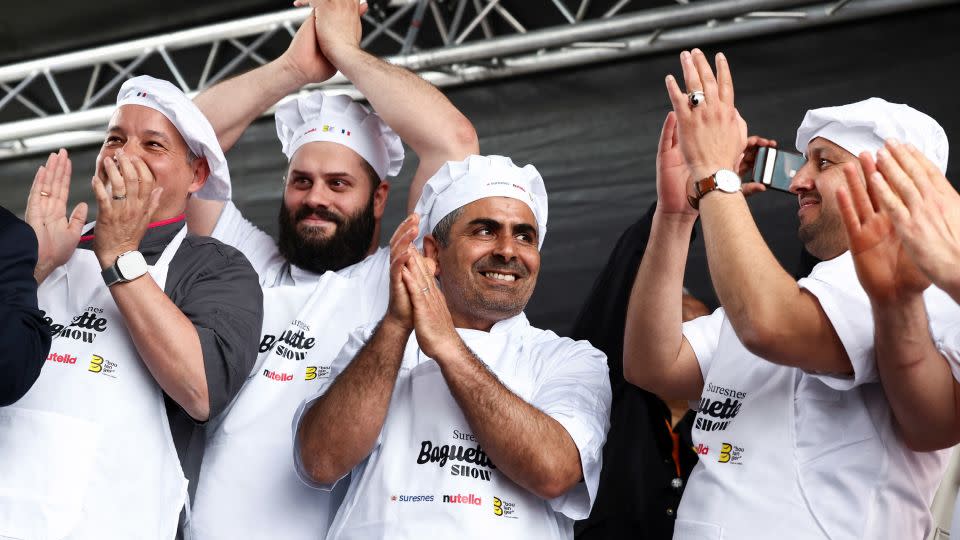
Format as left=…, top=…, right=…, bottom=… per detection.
left=277, top=141, right=389, bottom=273
left=96, top=104, right=208, bottom=221
left=789, top=136, right=864, bottom=260
left=424, top=197, right=541, bottom=331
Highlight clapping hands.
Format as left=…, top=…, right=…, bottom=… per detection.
left=25, top=149, right=88, bottom=284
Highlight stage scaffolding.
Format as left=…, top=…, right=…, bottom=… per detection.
left=0, top=0, right=951, bottom=160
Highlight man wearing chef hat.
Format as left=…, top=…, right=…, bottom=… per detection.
left=825, top=100, right=960, bottom=535
left=622, top=48, right=957, bottom=540
left=294, top=154, right=612, bottom=539
left=0, top=76, right=263, bottom=539
left=183, top=1, right=478, bottom=538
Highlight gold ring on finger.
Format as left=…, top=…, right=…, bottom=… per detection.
left=39, top=191, right=49, bottom=197
left=421, top=286, right=429, bottom=293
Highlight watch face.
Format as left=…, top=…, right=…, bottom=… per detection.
left=116, top=251, right=148, bottom=281
left=715, top=169, right=742, bottom=193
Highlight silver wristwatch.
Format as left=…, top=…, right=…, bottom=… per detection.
left=101, top=250, right=148, bottom=287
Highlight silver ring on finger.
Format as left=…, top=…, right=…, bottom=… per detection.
left=688, top=90, right=706, bottom=108
left=112, top=194, right=127, bottom=201
left=420, top=286, right=429, bottom=293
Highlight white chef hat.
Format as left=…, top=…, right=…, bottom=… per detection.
left=795, top=97, right=949, bottom=174
left=414, top=154, right=548, bottom=249
left=116, top=76, right=231, bottom=200
left=275, top=92, right=404, bottom=180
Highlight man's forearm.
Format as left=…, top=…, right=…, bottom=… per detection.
left=698, top=193, right=850, bottom=372
left=189, top=58, right=307, bottom=237
left=194, top=57, right=306, bottom=153
left=873, top=296, right=960, bottom=451
left=699, top=193, right=797, bottom=331
left=324, top=45, right=478, bottom=212
left=298, top=318, right=409, bottom=484
left=436, top=340, right=582, bottom=500
left=624, top=210, right=701, bottom=398
left=109, top=276, right=209, bottom=420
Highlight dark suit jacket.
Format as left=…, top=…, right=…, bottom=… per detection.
left=0, top=206, right=51, bottom=406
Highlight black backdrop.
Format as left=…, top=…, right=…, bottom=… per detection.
left=1, top=3, right=958, bottom=335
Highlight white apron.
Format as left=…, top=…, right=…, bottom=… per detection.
left=675, top=321, right=887, bottom=540
left=0, top=226, right=189, bottom=540
left=328, top=328, right=572, bottom=540
left=189, top=270, right=376, bottom=540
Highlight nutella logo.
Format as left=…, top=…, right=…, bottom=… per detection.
left=263, top=369, right=293, bottom=382
left=46, top=352, right=77, bottom=364
left=442, top=493, right=482, bottom=506
left=694, top=443, right=709, bottom=456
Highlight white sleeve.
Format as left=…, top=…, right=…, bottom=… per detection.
left=291, top=323, right=379, bottom=491
left=927, top=290, right=960, bottom=382
left=210, top=201, right=286, bottom=285
left=935, top=322, right=960, bottom=383
left=682, top=307, right=726, bottom=381
left=529, top=339, right=611, bottom=520
left=797, top=252, right=876, bottom=390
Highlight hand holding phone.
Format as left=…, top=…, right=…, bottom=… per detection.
left=747, top=147, right=806, bottom=193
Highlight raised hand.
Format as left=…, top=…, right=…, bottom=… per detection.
left=665, top=49, right=747, bottom=184
left=402, top=245, right=462, bottom=362
left=25, top=149, right=88, bottom=284
left=865, top=141, right=960, bottom=303
left=655, top=112, right=697, bottom=217
left=836, top=153, right=930, bottom=306
left=279, top=13, right=338, bottom=86
left=385, top=214, right=419, bottom=331
left=293, top=0, right=368, bottom=65
left=90, top=154, right=162, bottom=270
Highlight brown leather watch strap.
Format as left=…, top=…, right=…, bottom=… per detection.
left=687, top=174, right=718, bottom=210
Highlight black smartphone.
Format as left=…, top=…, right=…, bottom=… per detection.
left=748, top=147, right=806, bottom=193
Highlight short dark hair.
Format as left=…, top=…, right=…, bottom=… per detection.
left=431, top=206, right=465, bottom=247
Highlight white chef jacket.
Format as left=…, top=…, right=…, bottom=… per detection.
left=210, top=200, right=391, bottom=291
left=292, top=313, right=612, bottom=540
left=930, top=315, right=960, bottom=540
left=188, top=201, right=391, bottom=539
left=678, top=252, right=959, bottom=540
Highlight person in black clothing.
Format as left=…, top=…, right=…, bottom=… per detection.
left=0, top=205, right=51, bottom=406
left=572, top=201, right=700, bottom=540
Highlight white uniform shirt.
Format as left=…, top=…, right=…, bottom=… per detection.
left=931, top=314, right=960, bottom=539
left=189, top=201, right=391, bottom=540
left=210, top=200, right=391, bottom=293
left=678, top=252, right=959, bottom=540
left=293, top=313, right=612, bottom=539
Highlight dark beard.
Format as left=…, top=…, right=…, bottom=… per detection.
left=277, top=197, right=376, bottom=274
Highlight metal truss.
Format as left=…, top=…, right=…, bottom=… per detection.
left=0, top=0, right=952, bottom=160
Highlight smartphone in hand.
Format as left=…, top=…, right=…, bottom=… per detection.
left=747, top=147, right=805, bottom=193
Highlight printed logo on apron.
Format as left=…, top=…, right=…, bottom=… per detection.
left=190, top=271, right=376, bottom=540
left=327, top=325, right=571, bottom=539
left=42, top=306, right=110, bottom=345
left=675, top=323, right=822, bottom=540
